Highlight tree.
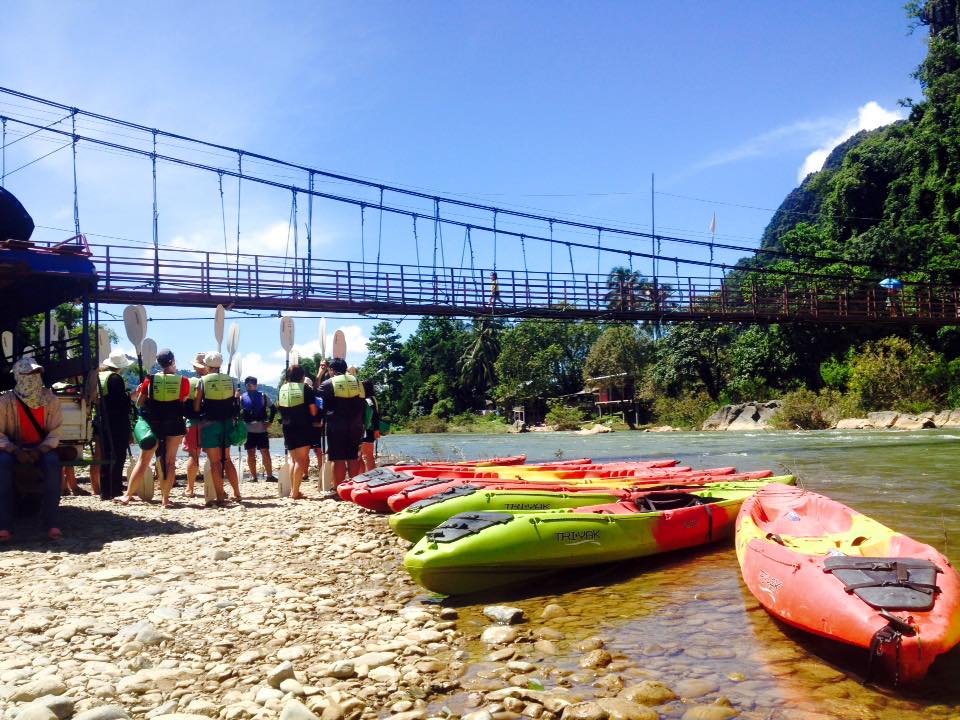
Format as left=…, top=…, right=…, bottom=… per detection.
left=360, top=321, right=405, bottom=417
left=458, top=317, right=503, bottom=407
left=649, top=323, right=734, bottom=401
left=494, top=319, right=601, bottom=412
left=396, top=317, right=470, bottom=417
left=583, top=324, right=654, bottom=386
left=605, top=266, right=646, bottom=311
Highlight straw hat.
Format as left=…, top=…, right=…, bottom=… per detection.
left=203, top=351, right=223, bottom=368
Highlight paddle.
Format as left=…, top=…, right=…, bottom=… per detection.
left=62, top=326, right=71, bottom=359
left=280, top=316, right=295, bottom=370
left=332, top=329, right=346, bottom=361
left=321, top=329, right=349, bottom=492
left=290, top=349, right=300, bottom=367
left=226, top=322, right=240, bottom=374
left=234, top=354, right=245, bottom=485
left=123, top=305, right=147, bottom=382
left=97, top=326, right=110, bottom=364
left=277, top=316, right=295, bottom=498
left=139, top=337, right=159, bottom=502
left=214, top=304, right=225, bottom=353
left=1, top=330, right=12, bottom=362
left=319, top=318, right=327, bottom=361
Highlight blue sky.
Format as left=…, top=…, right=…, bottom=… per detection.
left=1, top=1, right=927, bottom=384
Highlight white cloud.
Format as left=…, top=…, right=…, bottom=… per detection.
left=797, top=101, right=903, bottom=182
left=234, top=351, right=285, bottom=386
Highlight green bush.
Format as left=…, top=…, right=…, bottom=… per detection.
left=772, top=389, right=861, bottom=429
left=430, top=397, right=456, bottom=418
left=652, top=391, right=719, bottom=430
left=847, top=337, right=949, bottom=412
left=405, top=416, right=449, bottom=434
left=820, top=351, right=852, bottom=391
left=545, top=401, right=584, bottom=431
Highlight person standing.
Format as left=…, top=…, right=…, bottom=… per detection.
left=0, top=356, right=64, bottom=541
left=277, top=365, right=317, bottom=499
left=359, top=379, right=381, bottom=472
left=182, top=352, right=207, bottom=497
left=120, top=348, right=188, bottom=508
left=96, top=350, right=133, bottom=501
left=318, top=358, right=366, bottom=490
left=193, top=351, right=241, bottom=506
left=241, top=376, right=277, bottom=482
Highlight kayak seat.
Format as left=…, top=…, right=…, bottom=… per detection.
left=363, top=469, right=415, bottom=488
left=407, top=484, right=479, bottom=510
left=426, top=512, right=514, bottom=544
left=634, top=492, right=718, bottom=513
left=352, top=467, right=402, bottom=485
left=823, top=556, right=942, bottom=611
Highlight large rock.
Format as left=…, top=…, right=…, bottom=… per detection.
left=483, top=605, right=525, bottom=625
left=933, top=409, right=960, bottom=427
left=8, top=678, right=68, bottom=702
left=866, top=411, right=899, bottom=428
left=279, top=700, right=321, bottom=720
left=595, top=698, right=658, bottom=720
left=834, top=418, right=872, bottom=429
left=561, top=702, right=609, bottom=720
left=893, top=414, right=936, bottom=430
left=30, top=695, right=76, bottom=720
left=702, top=401, right=782, bottom=431
left=74, top=707, right=131, bottom=720
left=481, top=626, right=520, bottom=645
left=14, top=707, right=58, bottom=720
left=618, top=681, right=677, bottom=706
left=680, top=706, right=737, bottom=720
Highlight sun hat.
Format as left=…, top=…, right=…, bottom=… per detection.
left=156, top=348, right=175, bottom=368
left=203, top=351, right=223, bottom=368
left=102, top=349, right=132, bottom=370
left=12, top=356, right=43, bottom=374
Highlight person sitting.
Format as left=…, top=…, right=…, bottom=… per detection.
left=241, top=376, right=277, bottom=482
left=0, top=356, right=64, bottom=542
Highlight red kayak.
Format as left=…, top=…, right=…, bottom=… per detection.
left=386, top=467, right=760, bottom=512
left=338, top=458, right=680, bottom=502
left=737, top=484, right=960, bottom=683
left=346, top=461, right=695, bottom=510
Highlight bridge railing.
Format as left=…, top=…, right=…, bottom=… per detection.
left=80, top=242, right=960, bottom=323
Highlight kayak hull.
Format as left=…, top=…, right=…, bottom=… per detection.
left=405, top=489, right=751, bottom=595
left=736, top=484, right=960, bottom=683
left=391, top=474, right=789, bottom=542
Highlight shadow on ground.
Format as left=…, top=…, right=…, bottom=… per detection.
left=2, top=502, right=201, bottom=554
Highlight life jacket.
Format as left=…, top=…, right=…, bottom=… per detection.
left=242, top=390, right=267, bottom=421
left=279, top=382, right=305, bottom=408
left=99, top=370, right=114, bottom=396
left=150, top=373, right=182, bottom=403
left=332, top=374, right=365, bottom=399
left=183, top=376, right=202, bottom=420
left=200, top=373, right=236, bottom=421
left=364, top=397, right=375, bottom=429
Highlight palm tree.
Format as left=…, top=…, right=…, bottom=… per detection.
left=459, top=317, right=502, bottom=403
left=605, top=266, right=646, bottom=310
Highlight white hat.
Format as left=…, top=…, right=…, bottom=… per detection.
left=12, top=356, right=43, bottom=375
left=102, top=349, right=132, bottom=370
left=203, top=351, right=223, bottom=368
left=191, top=352, right=207, bottom=370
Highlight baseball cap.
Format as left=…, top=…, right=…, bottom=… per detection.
left=157, top=348, right=175, bottom=368
left=244, top=376, right=257, bottom=385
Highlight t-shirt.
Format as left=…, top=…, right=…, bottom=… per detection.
left=318, top=376, right=366, bottom=436
left=16, top=403, right=45, bottom=446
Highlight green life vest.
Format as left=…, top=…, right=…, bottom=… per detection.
left=332, top=374, right=364, bottom=399
left=151, top=373, right=182, bottom=402
left=187, top=376, right=200, bottom=400
left=279, top=382, right=306, bottom=408
left=99, top=370, right=114, bottom=396
left=201, top=373, right=235, bottom=401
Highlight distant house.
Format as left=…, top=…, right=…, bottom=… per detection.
left=586, top=372, right=638, bottom=427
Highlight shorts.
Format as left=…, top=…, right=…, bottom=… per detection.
left=148, top=415, right=186, bottom=438
left=326, top=430, right=361, bottom=462
left=183, top=424, right=200, bottom=454
left=244, top=431, right=269, bottom=451
left=199, top=420, right=230, bottom=449
left=282, top=425, right=313, bottom=452
left=310, top=424, right=325, bottom=450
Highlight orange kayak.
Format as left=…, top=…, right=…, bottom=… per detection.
left=736, top=484, right=960, bottom=683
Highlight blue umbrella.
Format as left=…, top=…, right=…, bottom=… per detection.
left=879, top=278, right=903, bottom=290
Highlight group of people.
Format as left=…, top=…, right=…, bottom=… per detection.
left=0, top=344, right=382, bottom=542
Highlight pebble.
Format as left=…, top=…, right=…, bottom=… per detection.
left=680, top=707, right=737, bottom=720
left=30, top=695, right=76, bottom=720
left=618, top=681, right=677, bottom=706
left=279, top=700, right=321, bottom=720
left=14, top=706, right=58, bottom=720
left=73, top=706, right=132, bottom=720
left=595, top=698, right=658, bottom=720
left=540, top=604, right=567, bottom=620
left=481, top=627, right=520, bottom=645
left=483, top=606, right=526, bottom=625
left=9, top=678, right=68, bottom=702
left=267, top=661, right=296, bottom=689
left=561, top=702, right=609, bottom=720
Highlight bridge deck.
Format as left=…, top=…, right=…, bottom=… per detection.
left=83, top=242, right=960, bottom=326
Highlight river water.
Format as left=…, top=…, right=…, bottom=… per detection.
left=365, top=429, right=960, bottom=718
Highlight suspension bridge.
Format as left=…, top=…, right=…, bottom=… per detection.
left=2, top=86, right=960, bottom=327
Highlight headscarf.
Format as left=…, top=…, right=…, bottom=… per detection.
left=12, top=357, right=46, bottom=409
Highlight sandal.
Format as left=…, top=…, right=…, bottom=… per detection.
left=47, top=528, right=63, bottom=541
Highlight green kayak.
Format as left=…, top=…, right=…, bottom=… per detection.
left=403, top=486, right=762, bottom=595
left=390, top=475, right=795, bottom=543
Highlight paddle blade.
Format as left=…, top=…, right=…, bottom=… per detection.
left=1, top=331, right=12, bottom=360
left=290, top=349, right=300, bottom=367
left=38, top=317, right=48, bottom=349
left=123, top=305, right=146, bottom=347
left=97, top=326, right=111, bottom=364
left=141, top=338, right=158, bottom=373
left=333, top=329, right=346, bottom=360
left=227, top=322, right=240, bottom=356
left=280, top=316, right=295, bottom=352
left=215, top=304, right=225, bottom=352
left=319, top=318, right=327, bottom=358
left=235, top=355, right=244, bottom=382
left=135, top=305, right=148, bottom=337
left=49, top=316, right=60, bottom=348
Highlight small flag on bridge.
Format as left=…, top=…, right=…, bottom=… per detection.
left=709, top=212, right=717, bottom=236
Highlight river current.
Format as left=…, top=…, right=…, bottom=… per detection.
left=367, top=429, right=960, bottom=718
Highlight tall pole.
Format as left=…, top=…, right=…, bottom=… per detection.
left=650, top=173, right=656, bottom=281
